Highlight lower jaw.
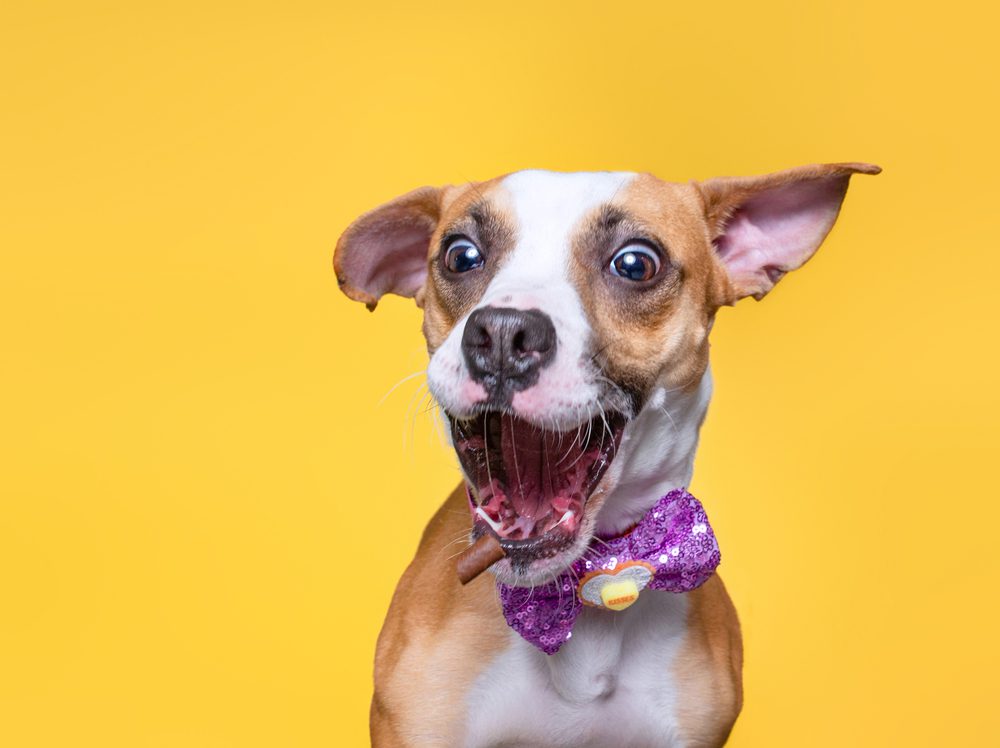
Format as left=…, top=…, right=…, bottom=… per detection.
left=489, top=545, right=586, bottom=586
left=472, top=521, right=578, bottom=575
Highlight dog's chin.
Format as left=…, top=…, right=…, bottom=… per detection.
left=448, top=408, right=627, bottom=587
left=486, top=527, right=601, bottom=587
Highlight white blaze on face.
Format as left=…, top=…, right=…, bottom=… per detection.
left=427, top=170, right=635, bottom=427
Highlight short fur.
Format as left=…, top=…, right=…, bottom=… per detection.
left=334, top=163, right=878, bottom=746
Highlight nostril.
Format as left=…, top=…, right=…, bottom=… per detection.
left=511, top=329, right=527, bottom=356
left=467, top=324, right=491, bottom=349
left=515, top=322, right=554, bottom=357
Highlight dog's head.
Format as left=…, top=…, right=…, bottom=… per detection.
left=335, top=164, right=878, bottom=584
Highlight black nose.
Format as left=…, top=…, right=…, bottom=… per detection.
left=461, top=306, right=557, bottom=394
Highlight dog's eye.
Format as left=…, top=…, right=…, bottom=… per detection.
left=609, top=243, right=661, bottom=282
left=444, top=237, right=485, bottom=273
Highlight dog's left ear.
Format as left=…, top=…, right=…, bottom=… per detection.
left=334, top=186, right=445, bottom=311
left=697, top=162, right=880, bottom=301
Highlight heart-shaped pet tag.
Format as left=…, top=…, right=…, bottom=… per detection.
left=577, top=561, right=655, bottom=611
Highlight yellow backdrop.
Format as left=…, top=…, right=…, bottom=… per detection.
left=2, top=1, right=998, bottom=745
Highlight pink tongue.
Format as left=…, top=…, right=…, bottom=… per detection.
left=500, top=416, right=581, bottom=519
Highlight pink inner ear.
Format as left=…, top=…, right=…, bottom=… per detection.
left=338, top=219, right=431, bottom=304
left=715, top=176, right=849, bottom=298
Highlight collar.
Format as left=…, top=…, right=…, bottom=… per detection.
left=496, top=488, right=720, bottom=655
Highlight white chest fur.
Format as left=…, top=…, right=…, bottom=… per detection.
left=462, top=591, right=691, bottom=748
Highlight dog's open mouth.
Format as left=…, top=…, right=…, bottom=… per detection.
left=449, top=411, right=626, bottom=565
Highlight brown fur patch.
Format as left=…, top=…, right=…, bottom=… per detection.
left=672, top=575, right=744, bottom=747
left=567, top=174, right=731, bottom=407
left=420, top=178, right=518, bottom=353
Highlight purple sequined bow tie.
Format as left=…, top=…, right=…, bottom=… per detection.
left=497, top=488, right=720, bottom=655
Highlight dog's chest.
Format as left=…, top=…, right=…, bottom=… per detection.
left=462, top=593, right=690, bottom=747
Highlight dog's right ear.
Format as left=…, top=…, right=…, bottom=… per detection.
left=333, top=186, right=444, bottom=311
left=696, top=162, right=880, bottom=302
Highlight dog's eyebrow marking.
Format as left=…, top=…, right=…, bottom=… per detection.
left=470, top=202, right=512, bottom=241
left=449, top=200, right=515, bottom=254
left=585, top=204, right=669, bottom=257
left=597, top=204, right=628, bottom=230
left=584, top=204, right=641, bottom=249
left=468, top=203, right=491, bottom=229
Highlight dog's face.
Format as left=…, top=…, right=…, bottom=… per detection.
left=335, top=164, right=877, bottom=584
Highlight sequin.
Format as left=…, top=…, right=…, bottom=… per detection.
left=497, top=488, right=721, bottom=655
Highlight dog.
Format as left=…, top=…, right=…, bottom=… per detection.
left=334, top=162, right=879, bottom=747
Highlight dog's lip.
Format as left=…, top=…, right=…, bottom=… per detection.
left=446, top=403, right=586, bottom=432
left=471, top=521, right=578, bottom=566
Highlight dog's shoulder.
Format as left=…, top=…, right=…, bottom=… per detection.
left=372, top=485, right=508, bottom=746
left=671, top=575, right=744, bottom=746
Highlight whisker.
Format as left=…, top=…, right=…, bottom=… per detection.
left=482, top=413, right=494, bottom=498
left=657, top=402, right=681, bottom=440
left=378, top=369, right=427, bottom=407
left=441, top=535, right=472, bottom=555
left=509, top=414, right=525, bottom=502
left=402, top=380, right=428, bottom=452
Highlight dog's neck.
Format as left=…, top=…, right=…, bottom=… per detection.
left=594, top=368, right=713, bottom=536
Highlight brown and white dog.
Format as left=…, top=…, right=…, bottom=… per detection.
left=334, top=163, right=879, bottom=747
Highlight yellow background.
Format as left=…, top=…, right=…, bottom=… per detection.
left=2, top=1, right=998, bottom=745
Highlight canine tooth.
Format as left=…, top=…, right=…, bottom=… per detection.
left=556, top=509, right=575, bottom=526
left=475, top=506, right=503, bottom=533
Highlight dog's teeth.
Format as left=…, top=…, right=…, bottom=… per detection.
left=556, top=509, right=575, bottom=526
left=475, top=506, right=503, bottom=533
